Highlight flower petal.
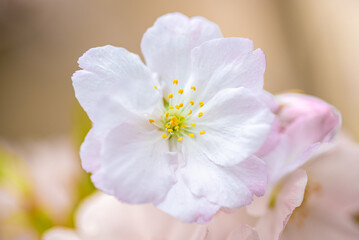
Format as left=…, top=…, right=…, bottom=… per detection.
left=181, top=140, right=267, bottom=209
left=141, top=12, right=222, bottom=93
left=188, top=38, right=265, bottom=102
left=80, top=97, right=140, bottom=173
left=226, top=225, right=260, bottom=240
left=156, top=173, right=220, bottom=224
left=195, top=87, right=274, bottom=166
left=255, top=170, right=308, bottom=240
left=92, top=122, right=177, bottom=204
left=74, top=192, right=208, bottom=240
left=263, top=93, right=341, bottom=184
left=73, top=45, right=160, bottom=120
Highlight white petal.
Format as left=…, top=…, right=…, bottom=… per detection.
left=73, top=45, right=160, bottom=120
left=92, top=122, right=177, bottom=204
left=80, top=97, right=140, bottom=173
left=188, top=38, right=265, bottom=102
left=195, top=87, right=274, bottom=166
left=141, top=12, right=222, bottom=92
left=181, top=140, right=267, bottom=209
left=156, top=173, right=220, bottom=224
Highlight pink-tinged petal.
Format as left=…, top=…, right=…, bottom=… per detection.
left=303, top=134, right=359, bottom=212
left=263, top=93, right=341, bottom=184
left=195, top=88, right=274, bottom=166
left=141, top=12, right=222, bottom=93
left=255, top=170, right=308, bottom=240
left=73, top=45, right=160, bottom=121
left=206, top=209, right=257, bottom=239
left=43, top=228, right=80, bottom=240
left=189, top=38, right=265, bottom=101
left=255, top=90, right=281, bottom=157
left=226, top=225, right=260, bottom=240
left=156, top=173, right=220, bottom=224
left=75, top=192, right=208, bottom=240
left=280, top=134, right=359, bottom=240
left=181, top=138, right=267, bottom=209
left=92, top=122, right=177, bottom=205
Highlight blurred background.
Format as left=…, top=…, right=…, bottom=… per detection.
left=0, top=0, right=358, bottom=239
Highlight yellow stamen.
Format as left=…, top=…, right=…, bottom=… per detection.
left=148, top=119, right=155, bottom=124
left=188, top=110, right=192, bottom=115
left=165, top=124, right=170, bottom=128
left=168, top=93, right=173, bottom=99
left=189, top=133, right=195, bottom=138
left=175, top=105, right=180, bottom=110
left=191, top=123, right=196, bottom=127
left=175, top=126, right=179, bottom=130
left=198, top=112, right=203, bottom=117
left=162, top=134, right=167, bottom=139
left=178, top=89, right=184, bottom=94
left=199, top=101, right=204, bottom=107
left=178, top=137, right=183, bottom=142
left=173, top=79, right=178, bottom=85
left=154, top=85, right=158, bottom=90
left=170, top=116, right=179, bottom=126
left=181, top=124, right=187, bottom=128
left=168, top=129, right=173, bottom=132
left=165, top=112, right=169, bottom=118
left=169, top=106, right=174, bottom=109
left=191, top=86, right=196, bottom=91
left=200, top=130, right=206, bottom=135
left=189, top=100, right=194, bottom=105
left=179, top=103, right=183, bottom=108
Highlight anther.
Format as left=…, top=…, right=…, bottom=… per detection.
left=200, top=130, right=206, bottom=135
left=191, top=123, right=196, bottom=127
left=191, top=86, right=196, bottom=91
left=162, top=134, right=167, bottom=139
left=173, top=79, right=178, bottom=85
left=168, top=129, right=173, bottom=132
left=181, top=124, right=187, bottom=128
left=175, top=126, right=179, bottom=130
left=165, top=112, right=169, bottom=118
left=178, top=89, right=184, bottom=94
left=198, top=112, right=203, bottom=117
left=175, top=105, right=180, bottom=110
left=179, top=103, right=183, bottom=108
left=178, top=137, right=183, bottom=142
left=188, top=110, right=192, bottom=115
left=148, top=119, right=155, bottom=124
left=189, top=100, right=194, bottom=105
left=154, top=85, right=158, bottom=90
left=189, top=133, right=195, bottom=138
left=168, top=93, right=173, bottom=99
left=169, top=106, right=174, bottom=109
left=199, top=101, right=204, bottom=107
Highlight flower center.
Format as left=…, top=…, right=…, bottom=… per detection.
left=148, top=79, right=206, bottom=142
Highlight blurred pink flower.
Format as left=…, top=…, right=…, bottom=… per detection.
left=43, top=136, right=359, bottom=240
left=72, top=12, right=275, bottom=223
left=280, top=134, right=359, bottom=240
left=0, top=137, right=83, bottom=239
left=259, top=93, right=341, bottom=185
